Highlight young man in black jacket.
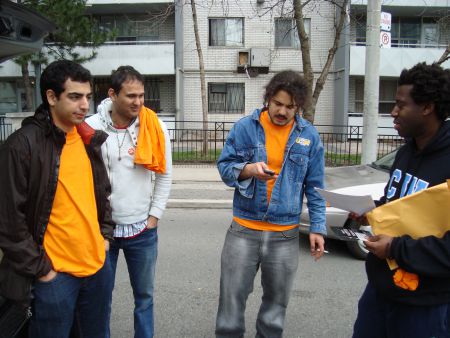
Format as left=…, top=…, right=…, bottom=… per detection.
left=0, top=60, right=114, bottom=338
left=353, top=62, right=450, bottom=337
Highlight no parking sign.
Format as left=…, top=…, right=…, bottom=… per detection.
left=380, top=31, right=391, bottom=48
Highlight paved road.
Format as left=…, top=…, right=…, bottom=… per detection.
left=110, top=208, right=368, bottom=338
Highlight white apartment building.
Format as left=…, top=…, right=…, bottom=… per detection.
left=340, top=0, right=450, bottom=131
left=0, top=0, right=449, bottom=129
left=0, top=0, right=176, bottom=125
left=176, top=0, right=339, bottom=125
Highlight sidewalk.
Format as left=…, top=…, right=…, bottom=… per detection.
left=167, top=165, right=233, bottom=209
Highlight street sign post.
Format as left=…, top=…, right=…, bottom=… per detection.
left=380, top=11, right=391, bottom=49
left=380, top=12, right=391, bottom=31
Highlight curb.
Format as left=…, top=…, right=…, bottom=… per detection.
left=167, top=199, right=232, bottom=209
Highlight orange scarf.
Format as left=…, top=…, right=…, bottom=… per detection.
left=393, top=269, right=419, bottom=291
left=134, top=106, right=166, bottom=174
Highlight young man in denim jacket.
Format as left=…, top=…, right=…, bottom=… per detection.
left=215, top=70, right=326, bottom=338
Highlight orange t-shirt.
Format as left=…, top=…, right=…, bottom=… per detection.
left=234, top=110, right=296, bottom=231
left=44, top=127, right=105, bottom=277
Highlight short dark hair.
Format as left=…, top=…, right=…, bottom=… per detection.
left=40, top=60, right=91, bottom=107
left=110, top=66, right=144, bottom=94
left=398, top=62, right=450, bottom=121
left=263, top=70, right=308, bottom=109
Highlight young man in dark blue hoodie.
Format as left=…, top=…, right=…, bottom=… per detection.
left=353, top=62, right=450, bottom=338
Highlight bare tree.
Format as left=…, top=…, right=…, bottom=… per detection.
left=295, top=0, right=349, bottom=123
left=190, top=0, right=209, bottom=156
left=256, top=0, right=349, bottom=123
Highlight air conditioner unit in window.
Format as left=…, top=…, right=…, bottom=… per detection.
left=250, top=48, right=270, bottom=67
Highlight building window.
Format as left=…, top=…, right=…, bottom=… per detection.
left=275, top=18, right=310, bottom=48
left=209, top=18, right=243, bottom=47
left=353, top=16, right=441, bottom=48
left=208, top=83, right=244, bottom=114
left=94, top=14, right=160, bottom=43
left=0, top=81, right=18, bottom=113
left=354, top=79, right=397, bottom=115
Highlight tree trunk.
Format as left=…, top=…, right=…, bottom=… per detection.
left=294, top=0, right=314, bottom=122
left=191, top=0, right=209, bottom=157
left=295, top=0, right=349, bottom=124
left=21, top=62, right=34, bottom=111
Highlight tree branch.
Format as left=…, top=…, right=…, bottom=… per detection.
left=436, top=43, right=450, bottom=66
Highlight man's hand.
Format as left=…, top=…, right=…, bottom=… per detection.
left=364, top=234, right=394, bottom=259
left=146, top=215, right=159, bottom=229
left=38, top=269, right=57, bottom=282
left=104, top=239, right=110, bottom=252
left=239, top=162, right=278, bottom=181
left=309, top=233, right=325, bottom=261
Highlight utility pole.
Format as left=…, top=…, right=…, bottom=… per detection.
left=361, top=0, right=381, bottom=164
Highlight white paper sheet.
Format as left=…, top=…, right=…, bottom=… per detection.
left=315, top=188, right=376, bottom=215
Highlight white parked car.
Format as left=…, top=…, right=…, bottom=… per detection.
left=300, top=150, right=397, bottom=260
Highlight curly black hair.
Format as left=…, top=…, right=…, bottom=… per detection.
left=110, top=65, right=144, bottom=94
left=398, top=62, right=450, bottom=121
left=263, top=70, right=308, bottom=109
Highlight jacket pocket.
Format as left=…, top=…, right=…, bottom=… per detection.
left=286, top=152, right=309, bottom=214
left=0, top=260, right=32, bottom=305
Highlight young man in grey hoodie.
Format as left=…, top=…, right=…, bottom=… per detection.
left=86, top=65, right=172, bottom=338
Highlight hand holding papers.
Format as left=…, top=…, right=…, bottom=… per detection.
left=315, top=188, right=376, bottom=215
left=366, top=180, right=450, bottom=239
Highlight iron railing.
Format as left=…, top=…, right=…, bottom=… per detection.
left=0, top=118, right=404, bottom=166
left=168, top=121, right=404, bottom=166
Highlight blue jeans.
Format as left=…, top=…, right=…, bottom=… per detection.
left=29, top=254, right=111, bottom=338
left=215, top=221, right=300, bottom=338
left=109, top=228, right=158, bottom=338
left=353, top=283, right=450, bottom=338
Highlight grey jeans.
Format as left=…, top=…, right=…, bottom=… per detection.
left=215, top=221, right=300, bottom=338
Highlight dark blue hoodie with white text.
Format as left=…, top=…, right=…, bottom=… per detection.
left=366, top=120, right=450, bottom=306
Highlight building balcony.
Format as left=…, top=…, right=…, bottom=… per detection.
left=86, top=0, right=173, bottom=5
left=80, top=41, right=175, bottom=76
left=0, top=41, right=175, bottom=78
left=349, top=44, right=449, bottom=77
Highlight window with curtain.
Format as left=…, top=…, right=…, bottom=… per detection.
left=354, top=79, right=397, bottom=115
left=0, top=81, right=18, bottom=113
left=94, top=14, right=160, bottom=43
left=208, top=83, right=244, bottom=114
left=209, top=18, right=243, bottom=47
left=275, top=18, right=310, bottom=48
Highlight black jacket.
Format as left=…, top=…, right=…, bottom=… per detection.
left=366, top=120, right=450, bottom=306
left=0, top=105, right=114, bottom=303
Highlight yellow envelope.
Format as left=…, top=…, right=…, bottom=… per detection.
left=366, top=180, right=450, bottom=270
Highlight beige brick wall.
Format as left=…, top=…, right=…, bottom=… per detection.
left=179, top=0, right=338, bottom=124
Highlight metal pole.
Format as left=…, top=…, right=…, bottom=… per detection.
left=361, top=0, right=381, bottom=164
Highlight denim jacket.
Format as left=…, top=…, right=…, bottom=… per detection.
left=217, top=108, right=326, bottom=234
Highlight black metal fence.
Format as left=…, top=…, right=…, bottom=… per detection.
left=168, top=121, right=405, bottom=166
left=0, top=117, right=12, bottom=144
left=0, top=118, right=404, bottom=166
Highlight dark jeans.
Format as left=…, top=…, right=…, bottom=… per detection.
left=108, top=228, right=158, bottom=338
left=353, top=283, right=450, bottom=338
left=29, top=255, right=111, bottom=338
left=215, top=221, right=300, bottom=338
